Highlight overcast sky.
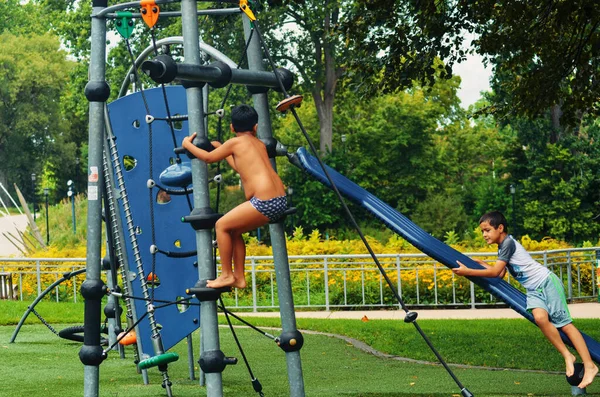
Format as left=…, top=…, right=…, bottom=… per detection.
left=451, top=34, right=493, bottom=109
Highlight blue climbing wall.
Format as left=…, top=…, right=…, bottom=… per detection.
left=107, top=86, right=201, bottom=355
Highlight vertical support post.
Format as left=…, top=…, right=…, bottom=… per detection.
left=242, top=16, right=305, bottom=397
left=470, top=281, right=476, bottom=309
left=36, top=260, right=41, bottom=296
left=324, top=257, right=329, bottom=311
left=251, top=259, right=257, bottom=312
left=566, top=251, right=573, bottom=302
left=82, top=1, right=109, bottom=396
left=181, top=2, right=223, bottom=396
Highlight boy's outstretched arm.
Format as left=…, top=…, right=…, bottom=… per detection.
left=211, top=141, right=237, bottom=171
left=453, top=259, right=507, bottom=278
left=182, top=132, right=235, bottom=164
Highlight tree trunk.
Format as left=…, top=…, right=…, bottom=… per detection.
left=550, top=104, right=562, bottom=143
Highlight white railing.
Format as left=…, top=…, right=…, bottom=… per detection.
left=0, top=248, right=597, bottom=310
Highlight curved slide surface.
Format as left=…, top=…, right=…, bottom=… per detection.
left=295, top=147, right=600, bottom=364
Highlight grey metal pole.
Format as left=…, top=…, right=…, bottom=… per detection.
left=242, top=16, right=306, bottom=397
left=82, top=2, right=109, bottom=396
left=181, top=1, right=223, bottom=396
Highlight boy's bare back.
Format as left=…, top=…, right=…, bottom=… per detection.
left=219, top=133, right=286, bottom=200
left=182, top=131, right=285, bottom=201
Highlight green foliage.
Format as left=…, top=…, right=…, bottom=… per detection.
left=346, top=0, right=600, bottom=126
left=411, top=193, right=468, bottom=239
left=0, top=32, right=74, bottom=199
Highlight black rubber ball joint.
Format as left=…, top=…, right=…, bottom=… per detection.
left=80, top=279, right=107, bottom=300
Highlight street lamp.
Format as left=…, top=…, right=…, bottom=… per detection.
left=510, top=184, right=516, bottom=237
left=67, top=179, right=76, bottom=234
left=31, top=173, right=36, bottom=220
left=75, top=157, right=80, bottom=194
left=44, top=188, right=49, bottom=245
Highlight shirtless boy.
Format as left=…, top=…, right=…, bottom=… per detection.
left=182, top=104, right=287, bottom=289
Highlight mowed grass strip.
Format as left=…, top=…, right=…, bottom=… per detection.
left=1, top=301, right=598, bottom=396
left=0, top=324, right=592, bottom=397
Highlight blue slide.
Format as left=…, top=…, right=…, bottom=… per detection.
left=294, top=147, right=600, bottom=364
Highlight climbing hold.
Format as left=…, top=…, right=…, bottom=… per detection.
left=114, top=12, right=135, bottom=39
left=118, top=330, right=137, bottom=346
left=138, top=352, right=179, bottom=370
left=276, top=95, right=303, bottom=113
left=140, top=0, right=160, bottom=28
left=159, top=161, right=192, bottom=187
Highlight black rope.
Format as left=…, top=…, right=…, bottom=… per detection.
left=250, top=17, right=472, bottom=395
left=217, top=305, right=277, bottom=341
left=31, top=307, right=59, bottom=336
left=220, top=297, right=265, bottom=397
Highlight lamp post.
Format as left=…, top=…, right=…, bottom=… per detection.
left=31, top=173, right=36, bottom=220
left=510, top=184, right=516, bottom=237
left=75, top=157, right=80, bottom=194
left=44, top=188, right=49, bottom=245
left=67, top=179, right=76, bottom=234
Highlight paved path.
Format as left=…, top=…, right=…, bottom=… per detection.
left=235, top=302, right=600, bottom=320
left=0, top=214, right=28, bottom=257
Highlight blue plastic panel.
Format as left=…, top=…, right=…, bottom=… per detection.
left=295, top=147, right=600, bottom=364
left=107, top=86, right=200, bottom=355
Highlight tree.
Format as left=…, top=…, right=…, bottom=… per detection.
left=259, top=1, right=348, bottom=153
left=346, top=0, right=600, bottom=127
left=0, top=33, right=73, bottom=198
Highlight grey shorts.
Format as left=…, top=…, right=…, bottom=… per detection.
left=526, top=273, right=572, bottom=328
left=249, top=195, right=287, bottom=222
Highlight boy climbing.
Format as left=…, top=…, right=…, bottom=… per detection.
left=182, top=104, right=287, bottom=289
left=452, top=211, right=598, bottom=389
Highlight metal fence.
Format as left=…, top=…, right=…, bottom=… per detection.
left=1, top=248, right=598, bottom=311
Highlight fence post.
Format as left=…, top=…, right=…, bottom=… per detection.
left=566, top=251, right=573, bottom=302
left=72, top=266, right=77, bottom=303
left=36, top=260, right=41, bottom=296
left=470, top=281, right=476, bottom=309
left=251, top=258, right=257, bottom=313
left=396, top=255, right=402, bottom=310
left=324, top=257, right=329, bottom=311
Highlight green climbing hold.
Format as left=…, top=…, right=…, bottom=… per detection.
left=115, top=12, right=135, bottom=39
left=138, top=352, right=179, bottom=370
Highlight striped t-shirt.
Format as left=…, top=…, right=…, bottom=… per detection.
left=497, top=235, right=550, bottom=291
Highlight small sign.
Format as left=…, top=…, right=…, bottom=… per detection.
left=89, top=166, right=99, bottom=183
left=88, top=186, right=98, bottom=201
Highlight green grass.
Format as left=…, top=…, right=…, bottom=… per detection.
left=1, top=301, right=599, bottom=396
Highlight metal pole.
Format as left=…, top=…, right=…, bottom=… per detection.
left=181, top=2, right=223, bottom=396
left=242, top=16, right=305, bottom=397
left=72, top=192, right=77, bottom=233
left=44, top=188, right=49, bottom=245
left=31, top=174, right=36, bottom=221
left=82, top=1, right=109, bottom=396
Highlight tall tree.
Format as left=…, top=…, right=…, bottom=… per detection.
left=0, top=33, right=73, bottom=196
left=260, top=1, right=348, bottom=153
left=346, top=0, right=600, bottom=127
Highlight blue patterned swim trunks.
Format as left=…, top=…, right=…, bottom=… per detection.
left=250, top=195, right=287, bottom=221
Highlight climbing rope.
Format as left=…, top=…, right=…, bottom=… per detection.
left=241, top=5, right=473, bottom=395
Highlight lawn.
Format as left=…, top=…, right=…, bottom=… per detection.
left=1, top=301, right=598, bottom=396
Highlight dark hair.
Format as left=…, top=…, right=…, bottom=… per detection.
left=479, top=211, right=509, bottom=233
left=231, top=104, right=258, bottom=132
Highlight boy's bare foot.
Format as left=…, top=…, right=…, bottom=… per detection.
left=565, top=353, right=577, bottom=377
left=578, top=363, right=599, bottom=389
left=231, top=277, right=247, bottom=289
left=206, top=275, right=235, bottom=289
